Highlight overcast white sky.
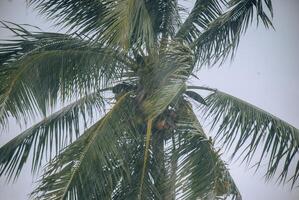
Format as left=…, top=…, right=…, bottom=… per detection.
left=0, top=0, right=298, bottom=199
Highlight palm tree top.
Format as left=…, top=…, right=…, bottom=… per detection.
left=0, top=0, right=298, bottom=199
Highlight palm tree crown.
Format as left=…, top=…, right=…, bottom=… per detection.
left=0, top=0, right=298, bottom=199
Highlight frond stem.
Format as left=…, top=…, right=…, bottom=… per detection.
left=139, top=118, right=153, bottom=199
left=187, top=85, right=217, bottom=92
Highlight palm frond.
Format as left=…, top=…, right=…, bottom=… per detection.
left=142, top=40, right=194, bottom=119
left=100, top=0, right=154, bottom=49
left=176, top=0, right=227, bottom=43
left=28, top=0, right=182, bottom=47
left=187, top=0, right=273, bottom=66
left=27, top=0, right=155, bottom=49
left=0, top=22, right=130, bottom=128
left=31, top=93, right=139, bottom=199
left=26, top=0, right=108, bottom=39
left=171, top=100, right=241, bottom=199
left=185, top=90, right=207, bottom=105
left=111, top=129, right=163, bottom=200
left=0, top=88, right=108, bottom=181
left=203, top=90, right=299, bottom=186
left=147, top=0, right=181, bottom=40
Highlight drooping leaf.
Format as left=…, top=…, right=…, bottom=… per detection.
left=193, top=0, right=273, bottom=66
left=0, top=22, right=131, bottom=128
left=185, top=90, right=207, bottom=105
left=31, top=93, right=139, bottom=200
left=171, top=100, right=241, bottom=199
left=0, top=88, right=108, bottom=181
left=203, top=90, right=299, bottom=186
left=176, top=0, right=273, bottom=66
left=176, top=0, right=227, bottom=42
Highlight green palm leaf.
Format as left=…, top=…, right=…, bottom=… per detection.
left=102, top=0, right=155, bottom=49
left=0, top=22, right=130, bottom=128
left=203, top=90, right=299, bottom=186
left=26, top=0, right=108, bottom=39
left=31, top=93, right=138, bottom=199
left=0, top=88, right=108, bottom=181
left=111, top=129, right=162, bottom=199
left=27, top=0, right=181, bottom=47
left=176, top=0, right=226, bottom=43
left=195, top=0, right=273, bottom=65
left=151, top=0, right=181, bottom=40
left=177, top=0, right=273, bottom=66
left=173, top=100, right=241, bottom=199
left=142, top=40, right=194, bottom=119
left=27, top=0, right=155, bottom=49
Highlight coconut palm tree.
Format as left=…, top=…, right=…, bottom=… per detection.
left=0, top=0, right=298, bottom=199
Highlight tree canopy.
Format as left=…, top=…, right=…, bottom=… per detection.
left=0, top=0, right=298, bottom=199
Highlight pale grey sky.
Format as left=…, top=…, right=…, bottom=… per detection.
left=0, top=0, right=298, bottom=199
